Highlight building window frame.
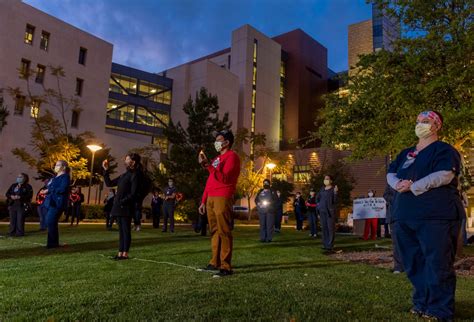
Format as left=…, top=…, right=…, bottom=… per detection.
left=35, top=64, right=46, bottom=84
left=71, top=110, right=80, bottom=128
left=78, top=47, right=87, bottom=65
left=14, top=95, right=26, bottom=115
left=20, top=59, right=31, bottom=79
left=30, top=99, right=41, bottom=118
left=24, top=24, right=35, bottom=45
left=40, top=31, right=50, bottom=51
left=75, top=78, right=84, bottom=96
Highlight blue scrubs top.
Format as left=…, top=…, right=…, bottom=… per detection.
left=388, top=141, right=462, bottom=221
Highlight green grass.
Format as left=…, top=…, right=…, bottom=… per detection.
left=0, top=224, right=473, bottom=321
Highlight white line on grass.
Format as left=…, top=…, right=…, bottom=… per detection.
left=0, top=235, right=46, bottom=247
left=98, top=254, right=204, bottom=272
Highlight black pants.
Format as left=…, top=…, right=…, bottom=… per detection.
left=152, top=210, right=161, bottom=228
left=9, top=204, right=26, bottom=237
left=118, top=216, right=132, bottom=252
left=105, top=211, right=115, bottom=228
left=133, top=205, right=142, bottom=226
left=199, top=214, right=208, bottom=236
left=70, top=205, right=81, bottom=225
left=163, top=203, right=175, bottom=232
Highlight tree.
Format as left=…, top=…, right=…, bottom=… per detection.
left=307, top=159, right=355, bottom=209
left=154, top=87, right=232, bottom=218
left=7, top=65, right=111, bottom=183
left=0, top=89, right=9, bottom=133
left=270, top=178, right=294, bottom=203
left=317, top=0, right=474, bottom=160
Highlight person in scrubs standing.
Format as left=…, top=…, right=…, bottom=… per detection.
left=387, top=111, right=463, bottom=320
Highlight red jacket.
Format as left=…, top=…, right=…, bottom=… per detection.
left=202, top=150, right=241, bottom=204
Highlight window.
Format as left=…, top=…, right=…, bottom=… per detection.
left=253, top=39, right=258, bottom=63
left=35, top=64, right=46, bottom=84
left=280, top=61, right=286, bottom=78
left=293, top=165, right=311, bottom=183
left=109, top=73, right=137, bottom=95
left=30, top=100, right=41, bottom=118
left=24, top=24, right=35, bottom=45
left=136, top=107, right=169, bottom=128
left=152, top=136, right=169, bottom=152
left=138, top=80, right=172, bottom=105
left=78, top=47, right=87, bottom=65
left=20, top=59, right=31, bottom=78
left=14, top=95, right=25, bottom=115
left=252, top=66, right=257, bottom=86
left=75, top=78, right=84, bottom=96
left=40, top=31, right=50, bottom=51
left=71, top=110, right=80, bottom=128
left=107, top=99, right=134, bottom=123
left=227, top=55, right=231, bottom=69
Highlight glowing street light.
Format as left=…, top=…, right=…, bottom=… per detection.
left=86, top=144, right=103, bottom=204
left=266, top=162, right=276, bottom=184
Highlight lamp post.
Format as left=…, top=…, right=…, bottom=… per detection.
left=266, top=162, right=276, bottom=184
left=86, top=144, right=102, bottom=204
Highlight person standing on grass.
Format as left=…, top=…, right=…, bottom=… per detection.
left=162, top=178, right=177, bottom=233
left=6, top=173, right=33, bottom=237
left=151, top=188, right=163, bottom=229
left=69, top=186, right=81, bottom=226
left=274, top=190, right=284, bottom=233
left=104, top=189, right=116, bottom=229
left=255, top=179, right=277, bottom=243
left=293, top=192, right=306, bottom=231
left=362, top=190, right=378, bottom=241
left=383, top=184, right=403, bottom=274
left=36, top=179, right=49, bottom=231
left=306, top=188, right=318, bottom=238
left=316, top=175, right=338, bottom=251
left=387, top=111, right=463, bottom=320
left=198, top=130, right=240, bottom=277
left=102, top=153, right=140, bottom=260
left=43, top=160, right=71, bottom=248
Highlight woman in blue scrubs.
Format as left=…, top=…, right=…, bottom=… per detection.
left=43, top=160, right=71, bottom=248
left=387, top=111, right=463, bottom=320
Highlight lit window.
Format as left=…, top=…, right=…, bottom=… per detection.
left=136, top=107, right=169, bottom=128
left=153, top=136, right=169, bottom=152
left=252, top=66, right=257, bottom=86
left=78, top=47, right=87, bottom=65
left=280, top=61, right=286, bottom=78
left=30, top=100, right=41, bottom=118
left=110, top=73, right=137, bottom=95
left=40, top=31, right=50, bottom=51
left=20, top=59, right=31, bottom=79
left=253, top=39, right=258, bottom=63
left=24, top=24, right=35, bottom=45
left=14, top=95, right=25, bottom=115
left=35, top=65, right=46, bottom=84
left=252, top=89, right=256, bottom=108
left=75, top=78, right=84, bottom=96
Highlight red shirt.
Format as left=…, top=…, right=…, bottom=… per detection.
left=202, top=150, right=241, bottom=204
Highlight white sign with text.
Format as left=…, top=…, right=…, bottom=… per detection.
left=352, top=198, right=386, bottom=219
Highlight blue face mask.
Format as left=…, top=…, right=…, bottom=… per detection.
left=16, top=177, right=24, bottom=184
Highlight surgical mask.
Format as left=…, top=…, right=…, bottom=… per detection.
left=415, top=123, right=432, bottom=139
left=54, top=165, right=62, bottom=174
left=16, top=177, right=24, bottom=184
left=324, top=179, right=331, bottom=186
left=214, top=141, right=223, bottom=152
left=368, top=192, right=374, bottom=197
left=310, top=192, right=315, bottom=197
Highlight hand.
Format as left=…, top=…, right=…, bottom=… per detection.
left=198, top=203, right=206, bottom=215
left=43, top=189, right=48, bottom=194
left=396, top=180, right=412, bottom=193
left=102, top=160, right=109, bottom=171
left=198, top=151, right=209, bottom=165
left=334, top=185, right=339, bottom=193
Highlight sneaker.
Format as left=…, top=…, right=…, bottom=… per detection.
left=212, top=269, right=233, bottom=278
left=421, top=313, right=448, bottom=321
left=409, top=307, right=424, bottom=317
left=393, top=270, right=401, bottom=274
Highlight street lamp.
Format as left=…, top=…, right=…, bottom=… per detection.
left=86, top=144, right=102, bottom=204
left=266, top=162, right=276, bottom=184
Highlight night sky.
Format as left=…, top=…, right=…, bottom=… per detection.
left=24, top=0, right=372, bottom=73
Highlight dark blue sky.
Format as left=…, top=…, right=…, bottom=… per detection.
left=25, top=0, right=372, bottom=73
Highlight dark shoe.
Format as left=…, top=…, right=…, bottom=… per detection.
left=201, top=264, right=219, bottom=272
left=212, top=269, right=233, bottom=278
left=421, top=313, right=450, bottom=321
left=112, top=255, right=121, bottom=260
left=118, top=256, right=129, bottom=260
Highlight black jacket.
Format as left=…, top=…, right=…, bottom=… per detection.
left=103, top=169, right=138, bottom=217
left=255, top=189, right=278, bottom=213
left=6, top=183, right=33, bottom=207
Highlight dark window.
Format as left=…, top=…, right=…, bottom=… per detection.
left=14, top=95, right=25, bottom=115
left=78, top=47, right=87, bottom=65
left=20, top=59, right=31, bottom=78
left=24, top=24, right=35, bottom=45
left=40, top=31, right=50, bottom=51
left=75, top=78, right=84, bottom=96
left=35, top=64, right=46, bottom=84
left=71, top=110, right=80, bottom=128
left=227, top=55, right=231, bottom=69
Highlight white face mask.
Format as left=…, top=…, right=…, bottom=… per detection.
left=415, top=123, right=432, bottom=139
left=214, top=141, right=223, bottom=152
left=324, top=179, right=331, bottom=186
left=368, top=192, right=374, bottom=197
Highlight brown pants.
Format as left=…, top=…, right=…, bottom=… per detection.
left=207, top=196, right=233, bottom=271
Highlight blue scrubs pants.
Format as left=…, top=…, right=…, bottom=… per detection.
left=394, top=220, right=460, bottom=319
left=46, top=208, right=62, bottom=248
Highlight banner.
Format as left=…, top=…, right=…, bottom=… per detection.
left=352, top=198, right=386, bottom=219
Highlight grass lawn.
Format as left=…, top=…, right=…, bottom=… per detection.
left=0, top=223, right=473, bottom=321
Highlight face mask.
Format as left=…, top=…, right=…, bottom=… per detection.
left=368, top=193, right=374, bottom=197
left=54, top=165, right=62, bottom=174
left=415, top=123, right=432, bottom=139
left=168, top=182, right=174, bottom=187
left=324, top=179, right=331, bottom=186
left=214, top=141, right=223, bottom=152
left=16, top=177, right=24, bottom=184
left=310, top=192, right=315, bottom=197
